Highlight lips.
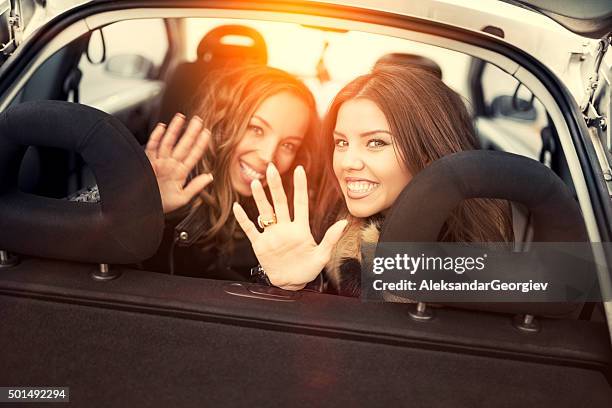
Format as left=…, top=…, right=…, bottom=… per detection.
left=239, top=160, right=265, bottom=182
left=345, top=177, right=379, bottom=199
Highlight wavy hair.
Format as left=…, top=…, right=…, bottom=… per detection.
left=187, top=65, right=319, bottom=253
left=314, top=64, right=513, bottom=243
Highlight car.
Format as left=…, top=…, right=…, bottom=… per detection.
left=0, top=0, right=611, bottom=406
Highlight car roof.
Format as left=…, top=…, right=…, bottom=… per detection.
left=38, top=0, right=608, bottom=39
left=10, top=0, right=605, bottom=103
left=37, top=1, right=596, bottom=68
left=501, top=0, right=612, bottom=38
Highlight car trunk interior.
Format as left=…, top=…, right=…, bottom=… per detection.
left=0, top=258, right=611, bottom=405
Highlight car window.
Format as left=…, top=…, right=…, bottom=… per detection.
left=183, top=18, right=471, bottom=115
left=477, top=62, right=546, bottom=160
left=78, top=18, right=168, bottom=110
left=482, top=62, right=547, bottom=126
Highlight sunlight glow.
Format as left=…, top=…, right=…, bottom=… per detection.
left=184, top=18, right=470, bottom=114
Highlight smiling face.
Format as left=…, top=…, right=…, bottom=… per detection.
left=332, top=98, right=413, bottom=218
left=229, top=91, right=310, bottom=196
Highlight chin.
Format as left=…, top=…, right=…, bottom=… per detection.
left=231, top=178, right=252, bottom=197
left=346, top=202, right=379, bottom=218
left=343, top=190, right=383, bottom=218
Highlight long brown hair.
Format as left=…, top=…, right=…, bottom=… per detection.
left=314, top=64, right=513, bottom=242
left=188, top=65, right=320, bottom=252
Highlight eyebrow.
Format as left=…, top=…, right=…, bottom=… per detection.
left=284, top=136, right=304, bottom=142
left=251, top=115, right=304, bottom=141
left=333, top=130, right=393, bottom=137
left=251, top=115, right=271, bottom=129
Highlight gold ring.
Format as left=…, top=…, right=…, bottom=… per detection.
left=257, top=214, right=277, bottom=229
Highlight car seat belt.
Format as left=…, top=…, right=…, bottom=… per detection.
left=63, top=67, right=82, bottom=104
left=62, top=66, right=85, bottom=191
left=539, top=125, right=555, bottom=166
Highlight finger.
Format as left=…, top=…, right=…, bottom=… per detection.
left=183, top=173, right=214, bottom=200
left=172, top=116, right=204, bottom=162
left=158, top=113, right=186, bottom=158
left=145, top=122, right=166, bottom=160
left=233, top=202, right=260, bottom=242
left=293, top=166, right=309, bottom=224
left=278, top=283, right=307, bottom=291
left=266, top=162, right=291, bottom=223
left=318, top=219, right=349, bottom=256
left=251, top=179, right=275, bottom=226
left=183, top=129, right=211, bottom=172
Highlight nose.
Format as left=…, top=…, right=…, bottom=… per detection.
left=340, top=145, right=365, bottom=171
left=255, top=137, right=279, bottom=164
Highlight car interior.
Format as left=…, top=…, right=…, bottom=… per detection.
left=0, top=3, right=611, bottom=405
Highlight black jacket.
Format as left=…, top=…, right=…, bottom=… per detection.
left=142, top=203, right=258, bottom=281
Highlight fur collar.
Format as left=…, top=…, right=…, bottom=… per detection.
left=325, top=216, right=382, bottom=291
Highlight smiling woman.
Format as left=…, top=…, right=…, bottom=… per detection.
left=142, top=65, right=320, bottom=280
left=320, top=65, right=515, bottom=295
left=229, top=91, right=310, bottom=196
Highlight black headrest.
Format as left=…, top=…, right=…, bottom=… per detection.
left=381, top=150, right=586, bottom=242
left=0, top=101, right=164, bottom=264
left=378, top=150, right=588, bottom=316
left=197, top=24, right=267, bottom=65
left=157, top=24, right=269, bottom=124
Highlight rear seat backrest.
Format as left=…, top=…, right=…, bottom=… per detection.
left=157, top=25, right=267, bottom=124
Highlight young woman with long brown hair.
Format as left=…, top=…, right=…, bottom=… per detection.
left=232, top=64, right=513, bottom=295
left=142, top=65, right=320, bottom=279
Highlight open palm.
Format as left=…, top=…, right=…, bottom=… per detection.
left=233, top=163, right=348, bottom=291
left=145, top=114, right=213, bottom=214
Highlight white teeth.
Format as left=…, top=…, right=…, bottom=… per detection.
left=240, top=162, right=264, bottom=180
left=347, top=181, right=378, bottom=193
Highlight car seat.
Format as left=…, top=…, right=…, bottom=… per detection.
left=157, top=25, right=268, bottom=124
left=0, top=100, right=164, bottom=265
left=12, top=33, right=91, bottom=198
left=373, top=150, right=592, bottom=319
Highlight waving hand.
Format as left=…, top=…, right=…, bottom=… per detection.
left=145, top=114, right=213, bottom=213
left=233, top=163, right=348, bottom=290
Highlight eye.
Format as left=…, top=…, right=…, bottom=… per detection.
left=367, top=139, right=388, bottom=148
left=248, top=124, right=264, bottom=137
left=281, top=142, right=297, bottom=152
left=334, top=138, right=348, bottom=149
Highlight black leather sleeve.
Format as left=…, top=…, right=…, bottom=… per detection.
left=173, top=204, right=210, bottom=247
